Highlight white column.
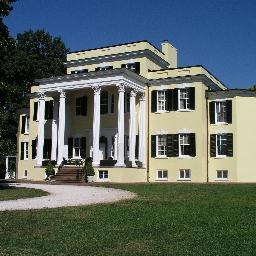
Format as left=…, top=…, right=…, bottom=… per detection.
left=36, top=93, right=45, bottom=166
left=138, top=93, right=146, bottom=166
left=5, top=157, right=9, bottom=179
left=114, top=134, right=118, bottom=160
left=51, top=99, right=59, bottom=161
left=57, top=90, right=66, bottom=165
left=115, top=84, right=125, bottom=167
left=92, top=86, right=101, bottom=166
left=129, top=90, right=137, bottom=167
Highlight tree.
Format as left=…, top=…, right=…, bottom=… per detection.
left=249, top=84, right=256, bottom=91
left=0, top=2, right=69, bottom=159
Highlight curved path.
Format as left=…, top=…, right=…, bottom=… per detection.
left=0, top=183, right=136, bottom=211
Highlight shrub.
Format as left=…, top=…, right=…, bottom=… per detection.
left=83, top=157, right=95, bottom=177
left=45, top=161, right=55, bottom=180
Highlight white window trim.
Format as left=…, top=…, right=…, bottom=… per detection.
left=215, top=170, right=228, bottom=181
left=156, top=169, right=168, bottom=181
left=156, top=90, right=167, bottom=113
left=178, top=88, right=191, bottom=111
left=178, top=169, right=191, bottom=181
left=178, top=133, right=191, bottom=158
left=23, top=115, right=30, bottom=134
left=73, top=137, right=82, bottom=159
left=156, top=135, right=167, bottom=158
left=98, top=170, right=109, bottom=182
left=214, top=101, right=228, bottom=125
left=215, top=134, right=227, bottom=158
left=23, top=142, right=29, bottom=160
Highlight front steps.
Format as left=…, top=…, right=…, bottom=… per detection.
left=54, top=166, right=84, bottom=183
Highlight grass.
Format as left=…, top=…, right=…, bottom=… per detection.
left=0, top=183, right=256, bottom=255
left=0, top=185, right=48, bottom=201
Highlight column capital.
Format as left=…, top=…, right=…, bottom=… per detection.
left=38, top=92, right=45, bottom=100
left=92, top=85, right=101, bottom=95
left=130, top=90, right=137, bottom=98
left=139, top=92, right=146, bottom=101
left=58, top=90, right=66, bottom=98
left=117, top=84, right=125, bottom=93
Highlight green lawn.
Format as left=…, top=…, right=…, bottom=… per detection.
left=0, top=185, right=48, bottom=201
left=0, top=183, right=256, bottom=255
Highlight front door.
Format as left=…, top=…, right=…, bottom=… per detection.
left=99, top=143, right=106, bottom=160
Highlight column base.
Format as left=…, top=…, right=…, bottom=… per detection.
left=131, top=162, right=137, bottom=168
left=115, top=162, right=126, bottom=167
left=92, top=162, right=100, bottom=167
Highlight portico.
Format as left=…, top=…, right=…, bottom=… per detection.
left=35, top=69, right=147, bottom=168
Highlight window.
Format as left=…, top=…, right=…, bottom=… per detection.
left=45, top=100, right=53, bottom=120
left=209, top=100, right=232, bottom=124
left=121, top=62, right=140, bottom=74
left=99, top=170, right=108, bottom=180
left=73, top=138, right=82, bottom=158
left=216, top=170, right=228, bottom=180
left=210, top=133, right=233, bottom=158
left=124, top=92, right=130, bottom=113
left=20, top=142, right=28, bottom=160
left=24, top=170, right=28, bottom=177
left=71, top=69, right=88, bottom=74
left=216, top=134, right=227, bottom=157
left=76, top=96, right=87, bottom=116
left=100, top=91, right=108, bottom=114
left=111, top=94, right=115, bottom=113
left=179, top=169, right=191, bottom=180
left=179, top=134, right=190, bottom=156
left=33, top=102, right=38, bottom=121
left=95, top=66, right=113, bottom=71
left=21, top=115, right=29, bottom=134
left=157, top=91, right=166, bottom=112
left=156, top=135, right=167, bottom=157
left=156, top=170, right=168, bottom=180
left=215, top=101, right=227, bottom=123
left=179, top=88, right=190, bottom=110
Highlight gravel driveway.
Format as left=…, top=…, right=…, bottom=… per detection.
left=0, top=183, right=136, bottom=211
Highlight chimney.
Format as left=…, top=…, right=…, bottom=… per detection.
left=161, top=40, right=177, bottom=68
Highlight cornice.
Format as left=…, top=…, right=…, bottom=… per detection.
left=64, top=49, right=169, bottom=69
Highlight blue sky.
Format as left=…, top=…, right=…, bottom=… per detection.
left=5, top=0, right=256, bottom=88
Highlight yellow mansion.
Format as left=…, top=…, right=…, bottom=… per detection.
left=17, top=40, right=256, bottom=182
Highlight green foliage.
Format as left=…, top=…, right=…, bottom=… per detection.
left=249, top=84, right=256, bottom=91
left=0, top=3, right=69, bottom=158
left=45, top=161, right=55, bottom=179
left=1, top=184, right=256, bottom=255
left=83, top=158, right=95, bottom=177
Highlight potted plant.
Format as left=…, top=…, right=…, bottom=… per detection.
left=45, top=161, right=55, bottom=181
left=83, top=157, right=95, bottom=183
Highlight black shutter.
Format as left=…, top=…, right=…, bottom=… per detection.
left=121, top=64, right=126, bottom=68
left=33, top=102, right=38, bottom=121
left=189, top=133, right=196, bottom=157
left=167, top=134, right=179, bottom=157
left=226, top=100, right=232, bottom=124
left=135, top=135, right=139, bottom=159
left=166, top=89, right=173, bottom=111
left=81, top=137, right=86, bottom=159
left=151, top=135, right=156, bottom=157
left=32, top=140, right=37, bottom=159
left=45, top=101, right=49, bottom=119
left=81, top=96, right=87, bottom=116
left=226, top=133, right=233, bottom=157
left=135, top=62, right=140, bottom=74
left=151, top=90, right=157, bottom=112
left=68, top=137, right=73, bottom=159
left=21, top=116, right=26, bottom=134
left=210, top=134, right=216, bottom=157
left=209, top=102, right=215, bottom=124
left=189, top=87, right=195, bottom=110
left=172, top=88, right=179, bottom=111
left=20, top=142, right=24, bottom=160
